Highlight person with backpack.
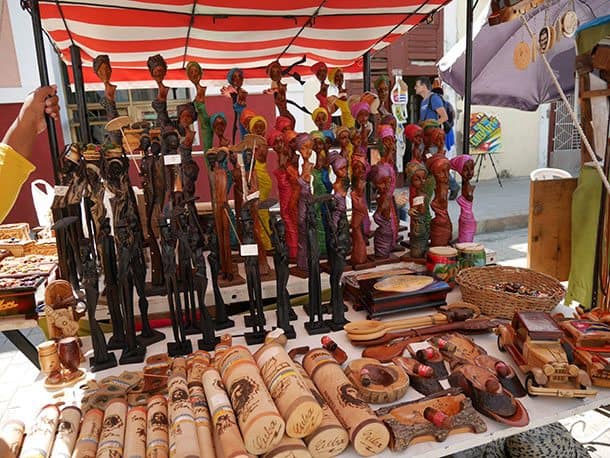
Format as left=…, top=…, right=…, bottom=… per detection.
left=415, top=76, right=459, bottom=199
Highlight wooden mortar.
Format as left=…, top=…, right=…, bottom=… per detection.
left=97, top=398, right=127, bottom=458
left=0, top=419, right=25, bottom=458
left=254, top=341, right=323, bottom=438
left=345, top=358, right=409, bottom=404
left=293, top=362, right=349, bottom=458
left=20, top=404, right=60, bottom=458
left=50, top=405, right=81, bottom=458
left=124, top=406, right=147, bottom=458
left=167, top=368, right=200, bottom=458
left=262, top=435, right=312, bottom=458
left=217, top=345, right=285, bottom=454
left=302, top=349, right=390, bottom=457
left=72, top=408, right=103, bottom=458
left=146, top=395, right=169, bottom=458
left=202, top=367, right=249, bottom=458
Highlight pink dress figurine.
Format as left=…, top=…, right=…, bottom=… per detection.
left=450, top=155, right=476, bottom=243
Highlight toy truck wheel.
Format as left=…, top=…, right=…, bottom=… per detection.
left=525, top=373, right=538, bottom=397
left=497, top=334, right=505, bottom=352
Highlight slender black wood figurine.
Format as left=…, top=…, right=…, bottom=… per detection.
left=304, top=196, right=331, bottom=335
left=80, top=239, right=117, bottom=371
left=270, top=214, right=296, bottom=339
left=203, top=220, right=234, bottom=330
left=241, top=202, right=267, bottom=345
left=159, top=216, right=191, bottom=356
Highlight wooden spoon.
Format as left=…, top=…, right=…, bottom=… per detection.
left=347, top=316, right=449, bottom=342
left=345, top=314, right=448, bottom=335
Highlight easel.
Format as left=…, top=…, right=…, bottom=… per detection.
left=473, top=152, right=503, bottom=187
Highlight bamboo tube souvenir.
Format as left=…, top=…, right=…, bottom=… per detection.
left=0, top=419, right=25, bottom=458
left=167, top=367, right=200, bottom=458
left=302, top=349, right=390, bottom=457
left=96, top=398, right=127, bottom=458
left=254, top=342, right=323, bottom=438
left=146, top=395, right=169, bottom=458
left=72, top=408, right=103, bottom=458
left=201, top=367, right=249, bottom=458
left=217, top=345, right=285, bottom=454
left=292, top=363, right=349, bottom=458
left=262, top=435, right=311, bottom=458
left=124, top=407, right=147, bottom=458
left=20, top=404, right=60, bottom=458
left=50, top=406, right=82, bottom=458
left=188, top=382, right=215, bottom=458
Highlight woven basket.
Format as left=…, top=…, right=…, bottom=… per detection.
left=455, top=266, right=565, bottom=319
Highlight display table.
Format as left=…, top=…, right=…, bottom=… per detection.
left=8, top=287, right=610, bottom=458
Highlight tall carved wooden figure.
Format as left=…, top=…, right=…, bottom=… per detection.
left=147, top=54, right=171, bottom=129
left=428, top=153, right=453, bottom=247
left=296, top=133, right=315, bottom=273
left=311, top=131, right=332, bottom=256
left=223, top=67, right=248, bottom=142
left=374, top=75, right=391, bottom=117
left=186, top=61, right=213, bottom=151
left=273, top=131, right=299, bottom=260
left=328, top=67, right=354, bottom=127
left=311, top=62, right=329, bottom=113
left=350, top=151, right=371, bottom=266
left=450, top=155, right=476, bottom=243
left=249, top=117, right=273, bottom=251
left=371, top=160, right=397, bottom=259
left=265, top=61, right=295, bottom=128
left=406, top=161, right=430, bottom=259
left=270, top=214, right=296, bottom=339
left=93, top=55, right=121, bottom=144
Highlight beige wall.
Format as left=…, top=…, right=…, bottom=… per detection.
left=0, top=0, right=21, bottom=88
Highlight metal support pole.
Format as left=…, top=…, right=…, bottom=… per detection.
left=462, top=0, right=474, bottom=155
left=363, top=51, right=371, bottom=92
left=70, top=45, right=92, bottom=144
left=24, top=0, right=61, bottom=184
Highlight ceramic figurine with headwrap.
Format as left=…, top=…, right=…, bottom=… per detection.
left=406, top=161, right=430, bottom=258
left=371, top=155, right=398, bottom=259
left=405, top=123, right=424, bottom=163
left=329, top=152, right=349, bottom=231
left=271, top=131, right=297, bottom=260
left=379, top=124, right=397, bottom=167
left=450, top=155, right=476, bottom=243
left=222, top=67, right=248, bottom=142
left=295, top=133, right=315, bottom=273
left=428, top=154, right=453, bottom=247
left=211, top=112, right=229, bottom=147
left=352, top=101, right=372, bottom=146
left=248, top=116, right=272, bottom=251
left=311, top=130, right=332, bottom=256
left=335, top=126, right=353, bottom=174
left=240, top=109, right=256, bottom=139
left=350, top=150, right=371, bottom=266
left=147, top=54, right=171, bottom=129
left=265, top=60, right=296, bottom=128
left=312, top=106, right=331, bottom=131
left=328, top=68, right=355, bottom=128
left=374, top=74, right=391, bottom=117
left=312, top=62, right=329, bottom=109
left=275, top=115, right=294, bottom=133
left=186, top=61, right=213, bottom=151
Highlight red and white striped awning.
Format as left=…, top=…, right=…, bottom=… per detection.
left=39, top=0, right=450, bottom=88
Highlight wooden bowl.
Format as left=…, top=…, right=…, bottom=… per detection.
left=345, top=358, right=409, bottom=404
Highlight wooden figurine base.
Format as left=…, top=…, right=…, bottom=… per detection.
left=289, top=266, right=309, bottom=279
left=214, top=317, right=235, bottom=330
left=44, top=370, right=86, bottom=390
left=244, top=330, right=266, bottom=345
left=275, top=325, right=296, bottom=339
left=320, top=261, right=352, bottom=274
left=119, top=345, right=146, bottom=365
left=218, top=274, right=247, bottom=288
left=260, top=269, right=276, bottom=283
left=167, top=340, right=193, bottom=357
left=245, top=313, right=267, bottom=327
left=144, top=282, right=167, bottom=297
left=137, top=329, right=165, bottom=346
left=184, top=325, right=203, bottom=336
left=325, top=318, right=350, bottom=332
left=375, top=388, right=487, bottom=452
left=90, top=352, right=118, bottom=373
left=345, top=358, right=409, bottom=404
left=106, top=335, right=126, bottom=351
left=304, top=321, right=331, bottom=335
left=198, top=335, right=221, bottom=351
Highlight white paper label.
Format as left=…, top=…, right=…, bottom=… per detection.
left=55, top=185, right=69, bottom=196
left=240, top=244, right=259, bottom=257
left=164, top=154, right=182, bottom=165
left=425, top=153, right=432, bottom=159
left=246, top=191, right=260, bottom=201
left=413, top=196, right=425, bottom=206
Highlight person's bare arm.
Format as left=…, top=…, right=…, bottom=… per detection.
left=436, top=106, right=448, bottom=124
left=2, top=85, right=59, bottom=159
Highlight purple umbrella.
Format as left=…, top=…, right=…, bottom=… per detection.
left=439, top=0, right=608, bottom=111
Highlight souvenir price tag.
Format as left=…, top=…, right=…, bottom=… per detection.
left=54, top=185, right=69, bottom=196
left=240, top=244, right=259, bottom=257
left=413, top=196, right=425, bottom=206
left=164, top=154, right=182, bottom=165
left=246, top=191, right=260, bottom=201
left=425, top=153, right=432, bottom=159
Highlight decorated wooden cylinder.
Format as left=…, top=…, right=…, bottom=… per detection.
left=217, top=345, right=285, bottom=455
left=262, top=435, right=312, bottom=458
left=20, top=404, right=60, bottom=458
left=97, top=398, right=127, bottom=458
left=72, top=408, right=103, bottom=458
left=167, top=370, right=200, bottom=458
left=201, top=367, right=249, bottom=458
left=456, top=243, right=486, bottom=270
left=302, top=349, right=389, bottom=457
left=37, top=341, right=60, bottom=376
left=188, top=382, right=215, bottom=458
left=254, top=342, right=323, bottom=439
left=124, top=407, right=147, bottom=458
left=146, top=395, right=169, bottom=458
left=0, top=419, right=25, bottom=458
left=50, top=406, right=81, bottom=458
left=426, top=246, right=458, bottom=284
left=293, top=363, right=349, bottom=458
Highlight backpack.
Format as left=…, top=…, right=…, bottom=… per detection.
left=432, top=93, right=455, bottom=133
